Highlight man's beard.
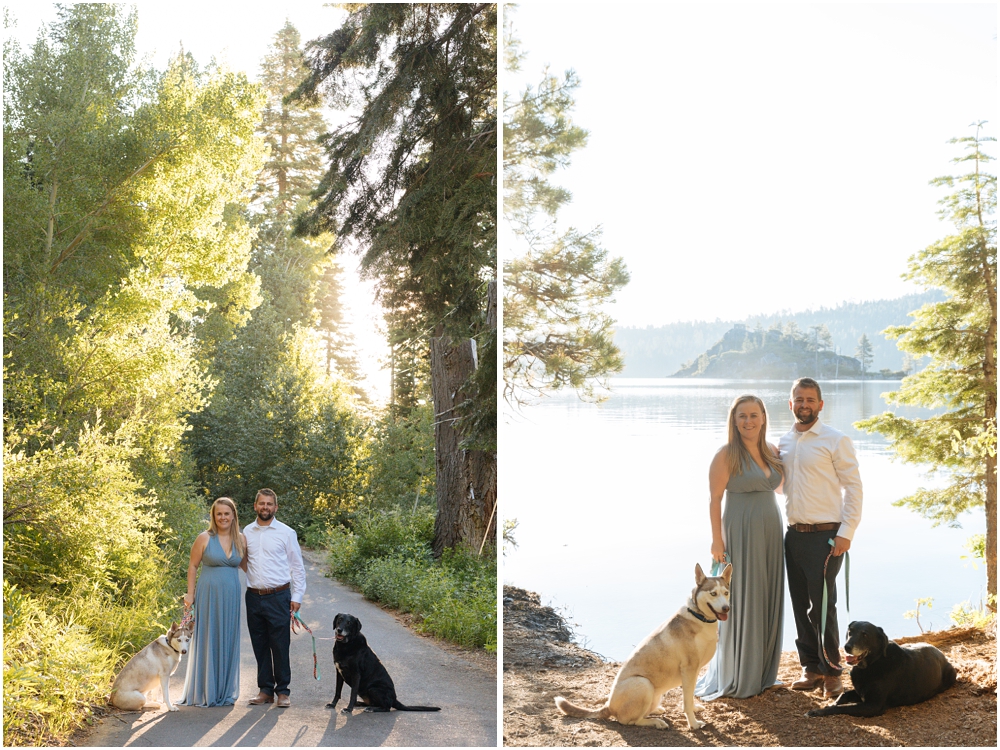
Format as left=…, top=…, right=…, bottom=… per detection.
left=794, top=407, right=817, bottom=425
left=257, top=509, right=274, bottom=522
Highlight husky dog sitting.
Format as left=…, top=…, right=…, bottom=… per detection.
left=555, top=563, right=732, bottom=730
left=111, top=621, right=193, bottom=712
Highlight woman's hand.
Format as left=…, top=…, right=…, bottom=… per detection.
left=711, top=539, right=726, bottom=563
left=183, top=593, right=194, bottom=609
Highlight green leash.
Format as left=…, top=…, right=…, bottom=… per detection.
left=711, top=552, right=731, bottom=577
left=291, top=611, right=320, bottom=681
left=819, top=538, right=850, bottom=669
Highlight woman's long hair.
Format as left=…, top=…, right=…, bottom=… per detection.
left=725, top=394, right=783, bottom=478
left=208, top=496, right=247, bottom=559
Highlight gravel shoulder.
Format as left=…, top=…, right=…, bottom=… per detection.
left=503, top=585, right=996, bottom=747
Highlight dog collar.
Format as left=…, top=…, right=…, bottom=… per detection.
left=164, top=636, right=181, bottom=653
left=687, top=607, right=717, bottom=624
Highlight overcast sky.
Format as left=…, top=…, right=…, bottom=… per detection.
left=504, top=3, right=997, bottom=328
left=4, top=2, right=399, bottom=399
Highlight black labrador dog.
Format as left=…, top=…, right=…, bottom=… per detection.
left=326, top=613, right=441, bottom=713
left=807, top=620, right=956, bottom=718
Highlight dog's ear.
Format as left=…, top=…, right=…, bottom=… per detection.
left=721, top=563, right=733, bottom=584
left=878, top=627, right=889, bottom=656
left=355, top=618, right=362, bottom=632
left=334, top=613, right=343, bottom=628
left=695, top=563, right=706, bottom=585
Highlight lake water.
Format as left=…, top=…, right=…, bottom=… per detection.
left=502, top=378, right=987, bottom=661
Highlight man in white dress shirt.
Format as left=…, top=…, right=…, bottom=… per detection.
left=779, top=378, right=862, bottom=700
left=243, top=488, right=307, bottom=708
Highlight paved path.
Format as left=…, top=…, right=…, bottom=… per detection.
left=82, top=551, right=497, bottom=747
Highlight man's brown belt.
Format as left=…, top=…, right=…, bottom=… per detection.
left=787, top=522, right=840, bottom=533
left=247, top=582, right=290, bottom=595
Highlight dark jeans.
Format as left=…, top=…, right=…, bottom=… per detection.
left=784, top=528, right=844, bottom=676
left=245, top=588, right=292, bottom=696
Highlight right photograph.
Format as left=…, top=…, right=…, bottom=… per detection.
left=501, top=3, right=997, bottom=747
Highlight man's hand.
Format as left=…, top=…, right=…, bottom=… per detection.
left=290, top=601, right=301, bottom=614
left=832, top=536, right=851, bottom=556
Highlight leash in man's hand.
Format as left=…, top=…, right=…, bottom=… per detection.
left=291, top=610, right=320, bottom=680
left=819, top=537, right=850, bottom=670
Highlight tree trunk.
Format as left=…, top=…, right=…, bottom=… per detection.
left=430, top=334, right=495, bottom=556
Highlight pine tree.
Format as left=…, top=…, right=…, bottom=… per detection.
left=317, top=259, right=365, bottom=394
left=857, top=123, right=997, bottom=608
left=855, top=334, right=874, bottom=377
left=502, top=13, right=629, bottom=405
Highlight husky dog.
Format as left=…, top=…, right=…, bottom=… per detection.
left=555, top=563, right=732, bottom=730
left=807, top=620, right=956, bottom=718
left=110, top=621, right=193, bottom=712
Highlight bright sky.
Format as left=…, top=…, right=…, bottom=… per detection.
left=5, top=3, right=394, bottom=401
left=504, top=3, right=998, bottom=328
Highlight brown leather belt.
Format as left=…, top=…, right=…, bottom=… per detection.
left=247, top=582, right=290, bottom=595
left=788, top=522, right=840, bottom=533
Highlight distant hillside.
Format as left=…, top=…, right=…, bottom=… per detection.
left=613, top=291, right=944, bottom=377
left=671, top=324, right=869, bottom=379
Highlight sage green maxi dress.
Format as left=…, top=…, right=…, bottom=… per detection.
left=695, top=459, right=784, bottom=700
left=179, top=534, right=242, bottom=706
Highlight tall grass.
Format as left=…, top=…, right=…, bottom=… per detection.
left=320, top=508, right=497, bottom=651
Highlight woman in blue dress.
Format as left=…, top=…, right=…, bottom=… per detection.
left=696, top=394, right=785, bottom=700
left=179, top=497, right=245, bottom=707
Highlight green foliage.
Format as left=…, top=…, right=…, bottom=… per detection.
left=187, top=314, right=367, bottom=531
left=3, top=582, right=117, bottom=747
left=325, top=509, right=497, bottom=650
left=502, top=13, right=629, bottom=405
left=949, top=599, right=995, bottom=629
left=363, top=401, right=436, bottom=511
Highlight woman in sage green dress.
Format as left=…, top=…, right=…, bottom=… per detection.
left=696, top=394, right=785, bottom=700
left=179, top=497, right=245, bottom=707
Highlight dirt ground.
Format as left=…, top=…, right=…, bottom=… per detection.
left=503, top=586, right=997, bottom=747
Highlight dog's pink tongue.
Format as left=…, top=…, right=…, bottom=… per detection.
left=845, top=654, right=857, bottom=665
left=716, top=612, right=728, bottom=621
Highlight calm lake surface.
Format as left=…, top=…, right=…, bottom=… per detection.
left=503, top=378, right=987, bottom=661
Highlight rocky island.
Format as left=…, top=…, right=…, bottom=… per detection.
left=671, top=324, right=902, bottom=379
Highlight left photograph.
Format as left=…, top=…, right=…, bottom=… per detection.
left=3, top=4, right=497, bottom=747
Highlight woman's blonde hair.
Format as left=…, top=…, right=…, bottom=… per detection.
left=725, top=394, right=783, bottom=478
left=208, top=497, right=246, bottom=559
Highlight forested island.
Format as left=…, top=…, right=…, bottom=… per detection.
left=671, top=323, right=904, bottom=379
left=614, top=291, right=942, bottom=377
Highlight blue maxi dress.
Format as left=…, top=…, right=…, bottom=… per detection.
left=179, top=534, right=242, bottom=706
left=696, top=459, right=784, bottom=700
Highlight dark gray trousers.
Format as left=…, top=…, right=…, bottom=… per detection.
left=245, top=588, right=292, bottom=696
left=784, top=528, right=844, bottom=676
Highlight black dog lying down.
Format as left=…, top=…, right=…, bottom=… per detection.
left=326, top=613, right=441, bottom=713
left=808, top=620, right=956, bottom=718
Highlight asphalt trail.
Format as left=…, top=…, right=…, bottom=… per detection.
left=81, top=550, right=497, bottom=747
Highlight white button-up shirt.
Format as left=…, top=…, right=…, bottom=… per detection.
left=778, top=418, right=863, bottom=540
left=243, top=517, right=307, bottom=603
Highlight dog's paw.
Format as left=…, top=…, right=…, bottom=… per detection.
left=652, top=718, right=668, bottom=729
left=806, top=709, right=820, bottom=718
left=168, top=706, right=179, bottom=712
left=687, top=719, right=706, bottom=730
left=341, top=707, right=353, bottom=714
left=325, top=702, right=338, bottom=709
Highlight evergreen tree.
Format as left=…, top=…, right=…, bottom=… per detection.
left=855, top=334, right=874, bottom=377
left=291, top=4, right=497, bottom=346
left=502, top=14, right=629, bottom=405
left=857, top=123, right=997, bottom=607
left=317, top=259, right=365, bottom=395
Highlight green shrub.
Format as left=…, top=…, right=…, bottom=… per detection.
left=328, top=517, right=497, bottom=651
left=3, top=582, right=117, bottom=747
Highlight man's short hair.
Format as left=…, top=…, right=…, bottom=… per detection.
left=255, top=488, right=277, bottom=503
left=791, top=377, right=822, bottom=401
